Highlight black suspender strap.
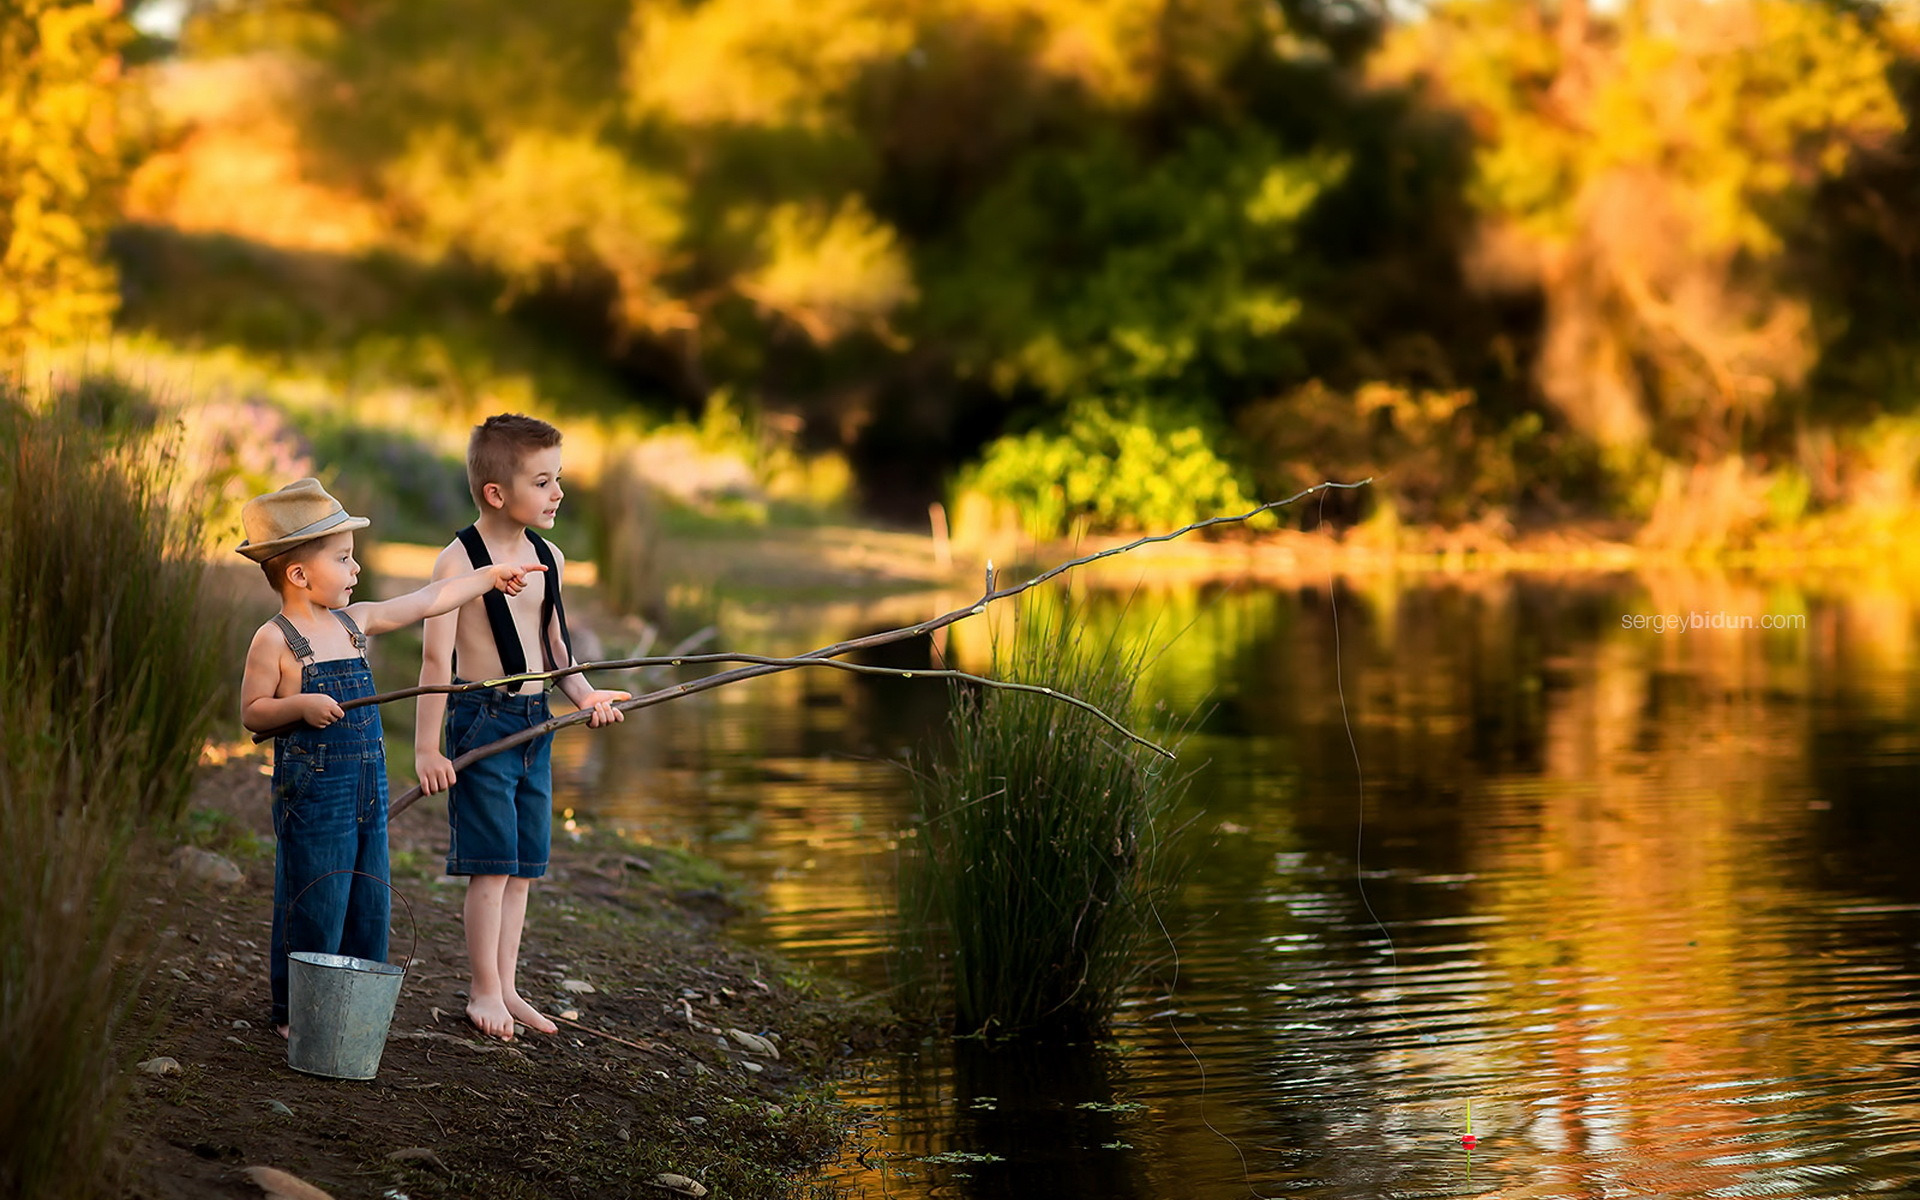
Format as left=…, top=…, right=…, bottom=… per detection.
left=455, top=524, right=528, bottom=679
left=452, top=525, right=575, bottom=684
left=527, top=528, right=574, bottom=675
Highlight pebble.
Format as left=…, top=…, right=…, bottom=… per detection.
left=559, top=1009, right=580, bottom=1021
left=138, top=1057, right=181, bottom=1077
left=169, top=968, right=192, bottom=982
left=651, top=1174, right=707, bottom=1197
left=170, top=845, right=245, bottom=887
left=232, top=1019, right=252, bottom=1030
left=685, top=1116, right=706, bottom=1126
left=241, top=1164, right=334, bottom=1200
left=740, top=1061, right=764, bottom=1073
left=726, top=1028, right=780, bottom=1059
left=264, top=1099, right=294, bottom=1117
left=226, top=1036, right=245, bottom=1046
left=386, top=1147, right=449, bottom=1174
left=558, top=979, right=595, bottom=994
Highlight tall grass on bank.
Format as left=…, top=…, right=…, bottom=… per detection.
left=898, top=613, right=1186, bottom=1037
left=0, top=380, right=228, bottom=1199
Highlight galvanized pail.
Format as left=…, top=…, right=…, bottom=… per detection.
left=283, top=869, right=417, bottom=1081
left=286, top=951, right=405, bottom=1079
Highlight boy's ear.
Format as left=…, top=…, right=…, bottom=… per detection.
left=482, top=481, right=506, bottom=510
left=285, top=561, right=309, bottom=590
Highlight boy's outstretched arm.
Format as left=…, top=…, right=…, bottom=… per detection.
left=347, top=562, right=544, bottom=636
left=240, top=624, right=343, bottom=733
left=414, top=546, right=463, bottom=795
left=543, top=542, right=630, bottom=728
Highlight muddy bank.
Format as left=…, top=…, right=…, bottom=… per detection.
left=117, top=744, right=890, bottom=1200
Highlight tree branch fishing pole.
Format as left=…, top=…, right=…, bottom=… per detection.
left=379, top=480, right=1373, bottom=817
left=249, top=627, right=722, bottom=742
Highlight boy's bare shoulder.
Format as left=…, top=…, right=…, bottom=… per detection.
left=243, top=618, right=295, bottom=674
left=434, top=537, right=473, bottom=574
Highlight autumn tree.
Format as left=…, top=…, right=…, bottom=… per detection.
left=1383, top=0, right=1904, bottom=461
left=0, top=0, right=131, bottom=363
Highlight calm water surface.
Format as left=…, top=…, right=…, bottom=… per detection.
left=554, top=567, right=1920, bottom=1199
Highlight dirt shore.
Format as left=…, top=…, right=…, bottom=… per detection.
left=117, top=742, right=888, bottom=1200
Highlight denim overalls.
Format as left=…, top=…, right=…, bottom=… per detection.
left=268, top=610, right=391, bottom=1028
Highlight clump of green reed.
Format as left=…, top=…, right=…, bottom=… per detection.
left=0, top=377, right=229, bottom=1199
left=898, top=612, right=1186, bottom=1037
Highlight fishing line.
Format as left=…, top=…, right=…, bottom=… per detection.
left=1134, top=489, right=1390, bottom=1200
left=1321, top=490, right=1398, bottom=988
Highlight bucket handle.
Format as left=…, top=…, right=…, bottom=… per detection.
left=286, top=868, right=420, bottom=972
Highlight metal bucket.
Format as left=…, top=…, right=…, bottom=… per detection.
left=286, top=951, right=405, bottom=1079
left=283, top=870, right=417, bottom=1081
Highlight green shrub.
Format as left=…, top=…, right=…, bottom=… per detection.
left=956, top=395, right=1263, bottom=542
left=0, top=378, right=228, bottom=1198
left=897, top=607, right=1186, bottom=1037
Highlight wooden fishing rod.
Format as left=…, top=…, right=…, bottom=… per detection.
left=382, top=481, right=1369, bottom=818
left=247, top=628, right=719, bottom=743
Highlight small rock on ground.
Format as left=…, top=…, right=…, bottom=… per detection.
left=241, top=1165, right=334, bottom=1200
left=386, top=1147, right=449, bottom=1173
left=137, top=1057, right=181, bottom=1077
left=171, top=845, right=245, bottom=887
left=651, top=1173, right=708, bottom=1197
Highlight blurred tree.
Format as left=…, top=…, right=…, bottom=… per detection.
left=0, top=0, right=131, bottom=362
left=140, top=0, right=1920, bottom=536
left=1384, top=0, right=1903, bottom=459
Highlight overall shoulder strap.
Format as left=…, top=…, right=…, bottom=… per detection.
left=456, top=524, right=527, bottom=679
left=270, top=613, right=316, bottom=665
left=526, top=530, right=573, bottom=674
left=330, top=608, right=368, bottom=656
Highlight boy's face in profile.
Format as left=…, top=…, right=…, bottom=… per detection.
left=289, top=531, right=361, bottom=608
left=487, top=446, right=564, bottom=530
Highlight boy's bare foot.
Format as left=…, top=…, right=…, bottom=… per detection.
left=466, top=994, right=515, bottom=1040
left=505, top=991, right=558, bottom=1034
left=276, top=1024, right=290, bottom=1040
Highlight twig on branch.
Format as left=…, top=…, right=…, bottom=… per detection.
left=381, top=481, right=1369, bottom=817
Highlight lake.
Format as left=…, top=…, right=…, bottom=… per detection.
left=554, top=561, right=1920, bottom=1199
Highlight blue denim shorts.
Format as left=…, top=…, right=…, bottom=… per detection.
left=444, top=684, right=554, bottom=878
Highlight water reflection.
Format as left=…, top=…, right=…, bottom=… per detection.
left=559, top=567, right=1920, bottom=1199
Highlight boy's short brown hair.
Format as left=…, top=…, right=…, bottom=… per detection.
left=467, top=413, right=562, bottom=509
left=259, top=540, right=326, bottom=595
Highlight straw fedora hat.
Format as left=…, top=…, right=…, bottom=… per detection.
left=237, top=478, right=370, bottom=562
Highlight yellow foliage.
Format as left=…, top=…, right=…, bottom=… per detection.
left=123, top=56, right=389, bottom=255
left=627, top=0, right=916, bottom=129
left=388, top=127, right=691, bottom=331
left=0, top=0, right=128, bottom=362
left=628, top=0, right=1166, bottom=129
left=738, top=196, right=916, bottom=342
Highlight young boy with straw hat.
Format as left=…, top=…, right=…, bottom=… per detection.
left=237, top=477, right=546, bottom=1037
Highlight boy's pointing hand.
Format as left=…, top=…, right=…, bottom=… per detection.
left=489, top=563, right=548, bottom=595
